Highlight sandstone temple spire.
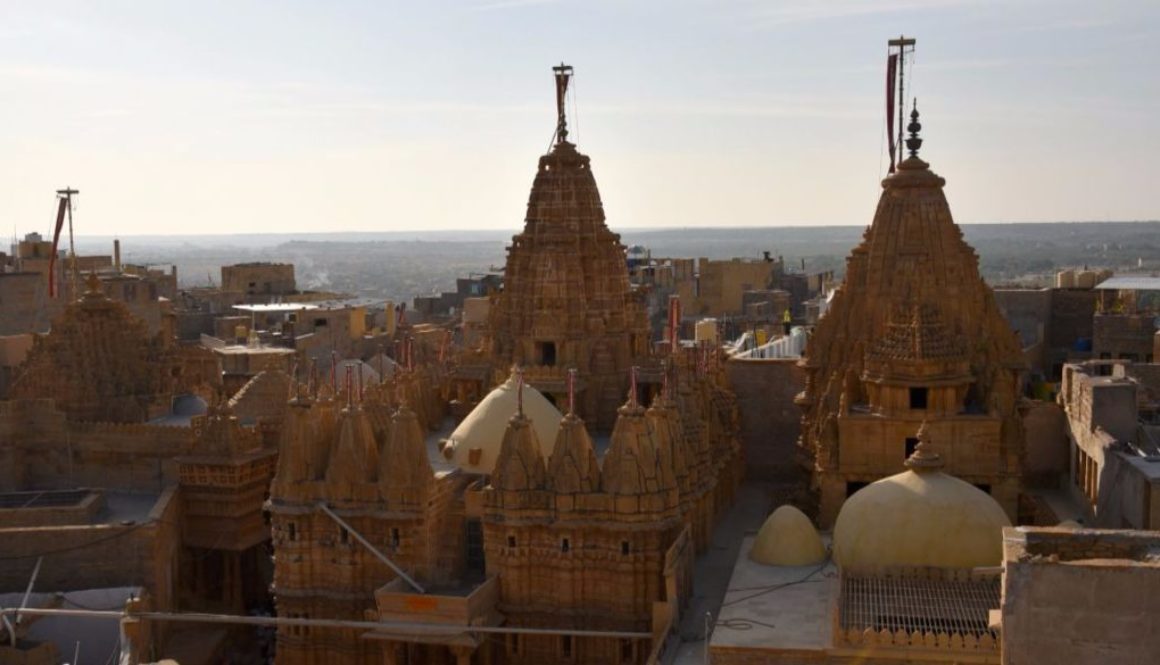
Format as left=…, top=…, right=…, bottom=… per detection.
left=797, top=84, right=1026, bottom=526
left=490, top=63, right=650, bottom=430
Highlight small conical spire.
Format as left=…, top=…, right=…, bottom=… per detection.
left=904, top=420, right=944, bottom=471
left=552, top=63, right=573, bottom=145
left=492, top=407, right=547, bottom=492
left=905, top=100, right=923, bottom=158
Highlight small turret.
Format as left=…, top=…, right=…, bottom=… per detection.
left=325, top=405, right=379, bottom=492
left=548, top=369, right=601, bottom=493
left=379, top=403, right=434, bottom=508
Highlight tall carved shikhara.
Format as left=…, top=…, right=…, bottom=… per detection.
left=797, top=108, right=1026, bottom=526
left=490, top=64, right=650, bottom=431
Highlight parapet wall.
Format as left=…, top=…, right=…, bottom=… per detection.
left=1001, top=527, right=1160, bottom=665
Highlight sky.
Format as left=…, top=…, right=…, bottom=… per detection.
left=0, top=0, right=1156, bottom=237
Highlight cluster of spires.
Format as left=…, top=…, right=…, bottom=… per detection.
left=272, top=347, right=436, bottom=505
left=492, top=363, right=705, bottom=512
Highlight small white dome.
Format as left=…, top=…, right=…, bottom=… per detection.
left=445, top=375, right=562, bottom=474
left=750, top=505, right=826, bottom=566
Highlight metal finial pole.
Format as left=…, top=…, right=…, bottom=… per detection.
left=567, top=368, right=576, bottom=415
left=888, top=36, right=916, bottom=163
left=330, top=350, right=338, bottom=390
left=515, top=366, right=525, bottom=418
left=629, top=365, right=639, bottom=407
left=661, top=360, right=669, bottom=401
left=55, top=188, right=80, bottom=299
left=552, top=63, right=573, bottom=144
left=345, top=365, right=353, bottom=408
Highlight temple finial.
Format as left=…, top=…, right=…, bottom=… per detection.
left=905, top=99, right=923, bottom=158
left=552, top=63, right=573, bottom=145
left=904, top=420, right=944, bottom=471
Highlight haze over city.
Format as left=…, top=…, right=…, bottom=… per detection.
left=1, top=0, right=1156, bottom=237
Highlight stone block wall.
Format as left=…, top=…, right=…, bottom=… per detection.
left=725, top=357, right=804, bottom=481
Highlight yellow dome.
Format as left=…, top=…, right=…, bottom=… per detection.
left=750, top=505, right=826, bottom=566
left=446, top=375, right=562, bottom=474
left=833, top=424, right=1011, bottom=570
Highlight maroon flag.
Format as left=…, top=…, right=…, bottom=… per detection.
left=47, top=197, right=68, bottom=297
left=886, top=53, right=898, bottom=174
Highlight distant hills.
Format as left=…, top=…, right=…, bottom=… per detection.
left=72, top=221, right=1160, bottom=299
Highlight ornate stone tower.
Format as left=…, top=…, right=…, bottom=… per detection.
left=490, top=64, right=649, bottom=430
left=9, top=273, right=170, bottom=422
left=267, top=379, right=461, bottom=665
left=797, top=107, right=1025, bottom=527
left=177, top=399, right=277, bottom=611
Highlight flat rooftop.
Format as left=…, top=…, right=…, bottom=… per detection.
left=709, top=536, right=836, bottom=654
left=1095, top=276, right=1160, bottom=291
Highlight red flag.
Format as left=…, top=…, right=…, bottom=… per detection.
left=47, top=197, right=68, bottom=297
left=886, top=53, right=898, bottom=174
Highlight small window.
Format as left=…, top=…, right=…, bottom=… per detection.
left=288, top=522, right=297, bottom=542
left=537, top=341, right=557, bottom=367
left=508, top=535, right=517, bottom=549
left=562, top=635, right=573, bottom=658
left=909, top=387, right=928, bottom=410
left=621, top=541, right=630, bottom=556
left=905, top=437, right=919, bottom=459
left=339, top=527, right=349, bottom=545
left=390, top=527, right=401, bottom=548
left=620, top=639, right=634, bottom=663
left=561, top=537, right=570, bottom=553
left=314, top=318, right=328, bottom=327
left=508, top=634, right=521, bottom=655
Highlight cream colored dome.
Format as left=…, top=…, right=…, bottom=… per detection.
left=750, top=505, right=826, bottom=566
left=445, top=375, right=562, bottom=474
left=833, top=425, right=1011, bottom=570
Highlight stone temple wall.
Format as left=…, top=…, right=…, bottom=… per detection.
left=725, top=357, right=804, bottom=481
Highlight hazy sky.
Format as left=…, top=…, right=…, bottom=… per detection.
left=0, top=1, right=1156, bottom=237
